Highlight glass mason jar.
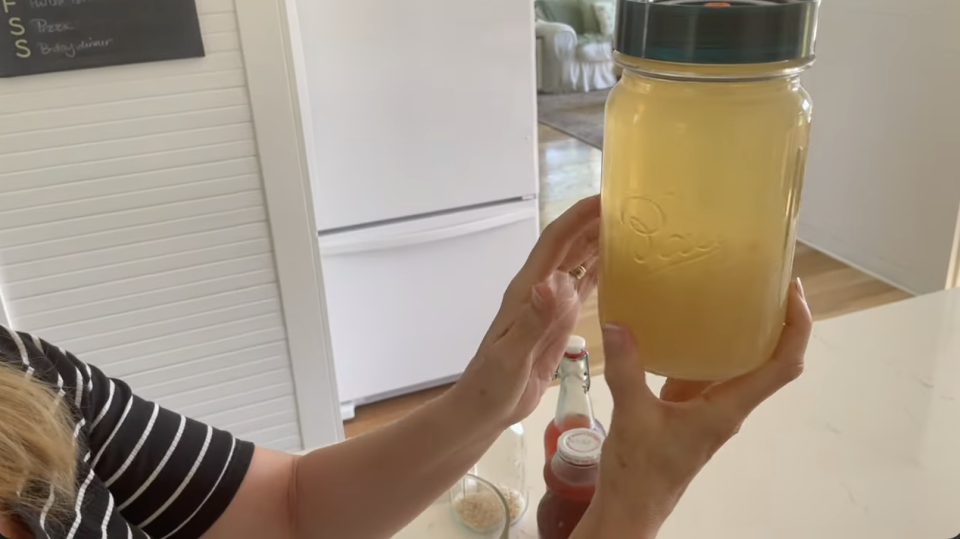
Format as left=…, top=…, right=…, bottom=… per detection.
left=471, top=423, right=528, bottom=526
left=600, top=0, right=819, bottom=380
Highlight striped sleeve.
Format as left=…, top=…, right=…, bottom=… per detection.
left=1, top=326, right=255, bottom=539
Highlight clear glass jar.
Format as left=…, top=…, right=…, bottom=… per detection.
left=448, top=474, right=511, bottom=538
left=472, top=423, right=528, bottom=526
left=599, top=0, right=819, bottom=381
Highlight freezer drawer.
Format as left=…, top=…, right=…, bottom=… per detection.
left=319, top=201, right=539, bottom=406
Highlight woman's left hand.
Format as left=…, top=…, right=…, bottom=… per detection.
left=452, top=196, right=600, bottom=428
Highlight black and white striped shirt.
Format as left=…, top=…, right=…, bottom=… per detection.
left=0, top=325, right=254, bottom=539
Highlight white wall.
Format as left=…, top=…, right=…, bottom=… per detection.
left=0, top=0, right=341, bottom=450
left=800, top=0, right=960, bottom=295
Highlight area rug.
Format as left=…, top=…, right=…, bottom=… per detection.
left=537, top=89, right=610, bottom=149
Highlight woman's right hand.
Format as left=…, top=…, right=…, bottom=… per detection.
left=578, top=279, right=813, bottom=537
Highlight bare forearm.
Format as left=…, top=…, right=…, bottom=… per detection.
left=291, top=388, right=501, bottom=539
left=569, top=495, right=661, bottom=539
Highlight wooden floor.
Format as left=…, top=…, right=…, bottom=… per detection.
left=343, top=124, right=911, bottom=438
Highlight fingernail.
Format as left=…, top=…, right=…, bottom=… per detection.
left=795, top=277, right=806, bottom=299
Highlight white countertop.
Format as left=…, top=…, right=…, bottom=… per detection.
left=401, top=288, right=960, bottom=538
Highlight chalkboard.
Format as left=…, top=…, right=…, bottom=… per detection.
left=0, top=0, right=205, bottom=78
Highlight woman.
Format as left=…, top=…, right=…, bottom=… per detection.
left=0, top=196, right=812, bottom=539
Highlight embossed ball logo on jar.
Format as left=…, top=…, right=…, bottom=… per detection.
left=620, top=194, right=724, bottom=276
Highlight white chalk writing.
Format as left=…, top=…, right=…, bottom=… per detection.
left=38, top=37, right=114, bottom=58
left=31, top=18, right=77, bottom=33
left=28, top=0, right=65, bottom=7
left=29, top=0, right=107, bottom=7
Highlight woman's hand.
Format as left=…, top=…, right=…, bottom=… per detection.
left=452, top=196, right=600, bottom=429
left=209, top=196, right=601, bottom=539
left=580, top=279, right=813, bottom=537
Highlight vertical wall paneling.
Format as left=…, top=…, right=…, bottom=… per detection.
left=0, top=287, right=8, bottom=327
left=0, top=0, right=341, bottom=451
left=234, top=0, right=344, bottom=447
left=949, top=206, right=960, bottom=289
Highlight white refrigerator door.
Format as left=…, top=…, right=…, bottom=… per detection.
left=319, top=200, right=539, bottom=405
left=296, top=0, right=539, bottom=231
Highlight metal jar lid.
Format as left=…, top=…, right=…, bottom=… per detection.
left=613, top=0, right=820, bottom=65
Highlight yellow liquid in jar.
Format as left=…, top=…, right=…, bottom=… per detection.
left=599, top=61, right=812, bottom=381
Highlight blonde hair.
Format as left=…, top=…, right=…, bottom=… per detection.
left=0, top=361, right=77, bottom=518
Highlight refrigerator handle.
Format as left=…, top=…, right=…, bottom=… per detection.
left=320, top=208, right=538, bottom=256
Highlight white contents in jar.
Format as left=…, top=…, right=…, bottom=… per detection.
left=498, top=486, right=526, bottom=524
left=452, top=491, right=504, bottom=532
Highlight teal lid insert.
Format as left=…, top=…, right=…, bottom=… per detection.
left=613, top=0, right=820, bottom=65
